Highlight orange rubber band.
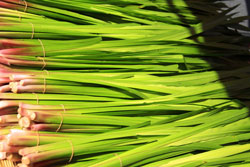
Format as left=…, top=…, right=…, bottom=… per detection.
left=19, top=0, right=27, bottom=13
left=67, top=140, right=74, bottom=163
left=30, top=23, right=34, bottom=39
left=43, top=70, right=49, bottom=75
left=38, top=39, right=46, bottom=70
left=61, top=104, right=66, bottom=113
left=56, top=113, right=63, bottom=132
left=23, top=0, right=28, bottom=12
left=114, top=153, right=123, bottom=167
left=32, top=93, right=39, bottom=104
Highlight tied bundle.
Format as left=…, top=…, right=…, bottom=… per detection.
left=0, top=0, right=250, bottom=167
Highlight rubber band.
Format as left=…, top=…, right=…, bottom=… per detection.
left=67, top=140, right=74, bottom=163
left=56, top=113, right=63, bottom=132
left=23, top=0, right=28, bottom=12
left=32, top=93, right=39, bottom=104
left=114, top=153, right=123, bottom=167
left=19, top=0, right=27, bottom=13
left=61, top=104, right=66, bottom=113
left=40, top=58, right=46, bottom=70
left=43, top=70, right=49, bottom=75
left=38, top=39, right=46, bottom=70
left=29, top=23, right=35, bottom=39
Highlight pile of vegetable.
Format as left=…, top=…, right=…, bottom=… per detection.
left=0, top=0, right=250, bottom=166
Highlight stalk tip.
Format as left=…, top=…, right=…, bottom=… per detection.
left=0, top=152, right=6, bottom=159
left=28, top=112, right=36, bottom=121
left=17, top=114, right=22, bottom=119
left=11, top=85, right=19, bottom=93
left=19, top=117, right=31, bottom=129
left=22, top=156, right=31, bottom=165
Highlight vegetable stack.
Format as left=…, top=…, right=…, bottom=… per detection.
left=0, top=0, right=250, bottom=166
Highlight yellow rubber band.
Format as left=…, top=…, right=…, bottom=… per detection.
left=32, top=93, right=39, bottom=104
left=56, top=113, right=63, bottom=132
left=67, top=140, right=74, bottom=163
left=19, top=0, right=27, bottom=13
left=61, top=104, right=66, bottom=113
left=43, top=70, right=49, bottom=75
left=29, top=23, right=34, bottom=39
left=114, top=153, right=123, bottom=167
left=38, top=39, right=46, bottom=70
left=23, top=0, right=28, bottom=12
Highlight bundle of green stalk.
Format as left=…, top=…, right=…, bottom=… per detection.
left=2, top=101, right=250, bottom=166
left=0, top=0, right=250, bottom=166
left=0, top=0, right=249, bottom=72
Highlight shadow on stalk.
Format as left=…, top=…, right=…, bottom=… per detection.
left=166, top=0, right=250, bottom=113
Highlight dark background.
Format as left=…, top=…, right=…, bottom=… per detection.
left=166, top=0, right=250, bottom=109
